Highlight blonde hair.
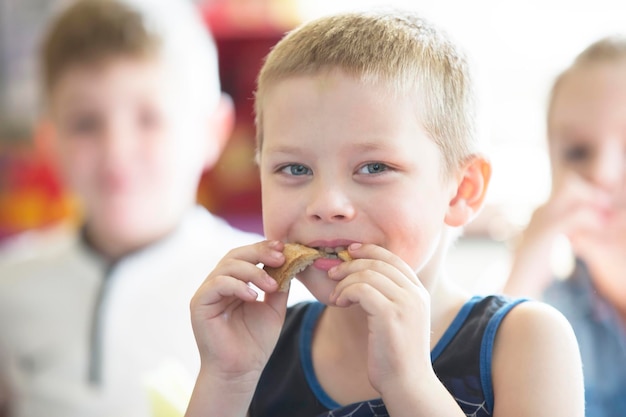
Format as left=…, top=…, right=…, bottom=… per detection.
left=547, top=36, right=626, bottom=131
left=254, top=9, right=477, bottom=173
left=41, top=0, right=221, bottom=116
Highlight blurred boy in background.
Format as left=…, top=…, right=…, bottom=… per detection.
left=504, top=36, right=626, bottom=417
left=0, top=0, right=263, bottom=416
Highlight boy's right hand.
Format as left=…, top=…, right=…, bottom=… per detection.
left=189, top=240, right=288, bottom=384
left=505, top=172, right=610, bottom=296
left=528, top=172, right=610, bottom=247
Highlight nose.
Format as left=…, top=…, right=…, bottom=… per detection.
left=101, top=118, right=134, bottom=165
left=588, top=139, right=625, bottom=192
left=305, top=179, right=356, bottom=223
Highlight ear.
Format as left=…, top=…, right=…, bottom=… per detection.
left=202, top=93, right=235, bottom=170
left=444, top=155, right=492, bottom=227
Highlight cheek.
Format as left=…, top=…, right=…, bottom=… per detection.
left=57, top=143, right=99, bottom=187
left=387, top=216, right=441, bottom=271
left=261, top=183, right=285, bottom=240
left=378, top=196, right=446, bottom=270
left=143, top=144, right=175, bottom=178
left=137, top=131, right=185, bottom=183
left=260, top=179, right=305, bottom=240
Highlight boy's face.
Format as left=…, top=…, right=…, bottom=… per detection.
left=549, top=62, right=626, bottom=297
left=48, top=57, right=208, bottom=248
left=259, top=71, right=460, bottom=301
left=550, top=63, right=626, bottom=210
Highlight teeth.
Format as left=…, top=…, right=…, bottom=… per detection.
left=319, top=246, right=347, bottom=257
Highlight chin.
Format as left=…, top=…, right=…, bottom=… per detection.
left=98, top=213, right=157, bottom=240
left=296, top=270, right=336, bottom=305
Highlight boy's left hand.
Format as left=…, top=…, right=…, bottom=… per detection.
left=327, top=243, right=432, bottom=396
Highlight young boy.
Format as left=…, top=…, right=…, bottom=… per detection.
left=185, top=9, right=584, bottom=417
left=504, top=37, right=626, bottom=417
left=0, top=0, right=263, bottom=416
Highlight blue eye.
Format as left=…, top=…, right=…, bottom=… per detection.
left=280, top=164, right=312, bottom=176
left=358, top=162, right=389, bottom=174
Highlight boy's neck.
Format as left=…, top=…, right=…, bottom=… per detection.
left=429, top=277, right=470, bottom=342
left=311, top=277, right=468, bottom=405
left=319, top=305, right=370, bottom=350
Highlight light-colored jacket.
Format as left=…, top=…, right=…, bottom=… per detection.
left=0, top=206, right=262, bottom=417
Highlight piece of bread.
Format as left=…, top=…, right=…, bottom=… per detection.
left=337, top=250, right=352, bottom=262
left=263, top=243, right=322, bottom=292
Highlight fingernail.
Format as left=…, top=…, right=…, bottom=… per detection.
left=328, top=266, right=339, bottom=278
left=268, top=240, right=281, bottom=248
left=349, top=243, right=362, bottom=250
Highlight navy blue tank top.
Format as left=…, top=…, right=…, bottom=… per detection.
left=249, top=295, right=526, bottom=417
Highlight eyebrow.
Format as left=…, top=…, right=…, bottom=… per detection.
left=265, top=141, right=390, bottom=155
left=351, top=141, right=389, bottom=152
left=263, top=144, right=302, bottom=155
left=56, top=92, right=98, bottom=110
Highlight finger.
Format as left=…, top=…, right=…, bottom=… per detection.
left=191, top=275, right=259, bottom=317
left=216, top=258, right=278, bottom=292
left=331, top=270, right=387, bottom=303
left=329, top=258, right=416, bottom=291
left=331, top=243, right=422, bottom=289
left=533, top=193, right=608, bottom=237
left=557, top=205, right=608, bottom=239
left=216, top=240, right=286, bottom=271
left=335, top=264, right=430, bottom=310
left=552, top=173, right=612, bottom=211
left=333, top=281, right=391, bottom=315
left=198, top=240, right=284, bottom=293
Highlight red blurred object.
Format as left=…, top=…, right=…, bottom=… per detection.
left=196, top=0, right=299, bottom=233
left=0, top=141, right=78, bottom=241
left=200, top=0, right=297, bottom=38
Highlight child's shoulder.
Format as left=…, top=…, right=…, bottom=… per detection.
left=452, top=294, right=527, bottom=331
left=495, top=297, right=576, bottom=347
left=462, top=293, right=571, bottom=333
left=0, top=224, right=86, bottom=307
left=490, top=298, right=584, bottom=415
left=480, top=294, right=577, bottom=357
left=0, top=223, right=78, bottom=270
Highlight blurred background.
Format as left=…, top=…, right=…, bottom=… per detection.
left=1, top=0, right=625, bottom=291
